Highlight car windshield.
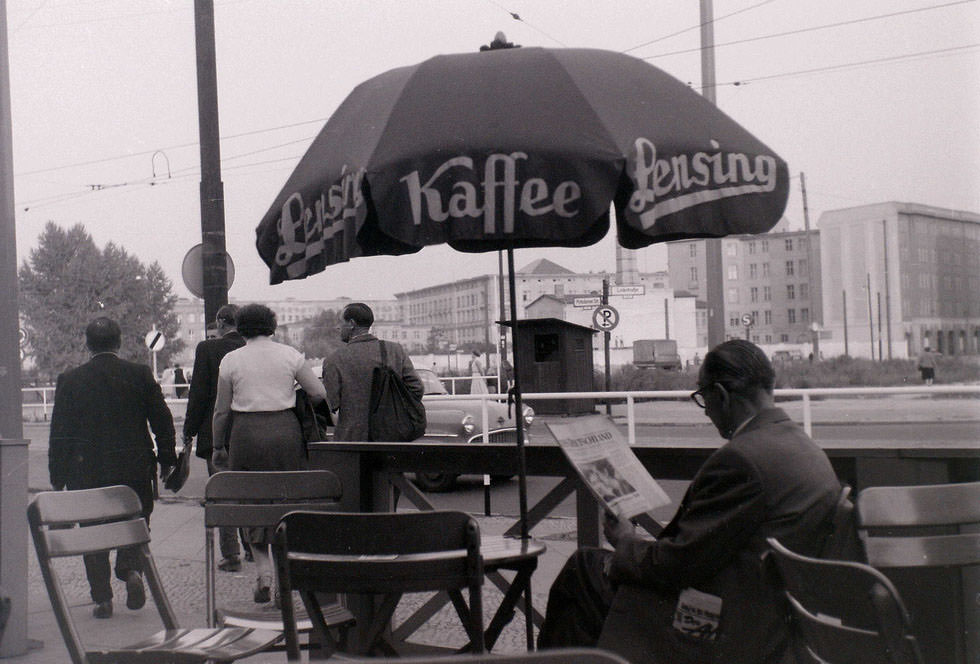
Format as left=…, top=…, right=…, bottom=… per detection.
left=416, top=369, right=449, bottom=396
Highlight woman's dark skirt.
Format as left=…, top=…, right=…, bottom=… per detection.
left=228, top=409, right=307, bottom=545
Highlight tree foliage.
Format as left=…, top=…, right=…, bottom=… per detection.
left=300, top=309, right=344, bottom=361
left=19, top=222, right=183, bottom=379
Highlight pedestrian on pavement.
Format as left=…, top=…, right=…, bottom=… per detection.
left=173, top=365, right=188, bottom=398
left=183, top=303, right=247, bottom=571
left=211, top=303, right=326, bottom=604
left=48, top=317, right=178, bottom=620
left=537, top=339, right=842, bottom=664
left=917, top=344, right=940, bottom=385
left=321, top=302, right=423, bottom=442
left=469, top=349, right=488, bottom=394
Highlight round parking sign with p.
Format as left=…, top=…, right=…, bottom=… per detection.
left=593, top=305, right=619, bottom=331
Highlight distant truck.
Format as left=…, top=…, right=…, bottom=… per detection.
left=633, top=339, right=682, bottom=370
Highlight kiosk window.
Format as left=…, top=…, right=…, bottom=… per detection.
left=534, top=333, right=560, bottom=362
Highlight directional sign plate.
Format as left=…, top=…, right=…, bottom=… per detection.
left=610, top=285, right=645, bottom=296
left=592, top=305, right=620, bottom=331
left=573, top=296, right=602, bottom=308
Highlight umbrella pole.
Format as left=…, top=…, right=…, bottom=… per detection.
left=506, top=247, right=530, bottom=540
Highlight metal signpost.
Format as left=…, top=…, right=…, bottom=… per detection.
left=594, top=281, right=620, bottom=415
left=741, top=313, right=754, bottom=340
left=145, top=328, right=166, bottom=379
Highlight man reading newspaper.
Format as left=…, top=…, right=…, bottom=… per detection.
left=537, top=340, right=841, bottom=664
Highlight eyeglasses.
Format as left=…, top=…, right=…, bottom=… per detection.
left=690, top=383, right=721, bottom=409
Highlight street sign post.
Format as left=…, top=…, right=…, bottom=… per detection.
left=144, top=328, right=165, bottom=378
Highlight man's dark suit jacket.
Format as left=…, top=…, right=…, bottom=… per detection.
left=597, top=407, right=840, bottom=664
left=183, top=331, right=245, bottom=458
left=49, top=352, right=177, bottom=515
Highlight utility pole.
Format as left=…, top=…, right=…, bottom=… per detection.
left=0, top=2, right=29, bottom=655
left=800, top=173, right=819, bottom=359
left=866, top=273, right=875, bottom=361
left=700, top=0, right=725, bottom=349
left=842, top=290, right=849, bottom=357
left=882, top=219, right=893, bottom=358
left=194, top=0, right=228, bottom=325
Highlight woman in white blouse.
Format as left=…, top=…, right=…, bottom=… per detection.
left=212, top=303, right=326, bottom=603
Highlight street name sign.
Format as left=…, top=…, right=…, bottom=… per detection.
left=573, top=296, right=602, bottom=308
left=610, top=285, right=645, bottom=296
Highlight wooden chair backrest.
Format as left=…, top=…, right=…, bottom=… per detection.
left=276, top=510, right=482, bottom=595
left=767, top=537, right=924, bottom=664
left=204, top=470, right=343, bottom=528
left=381, top=648, right=632, bottom=663
left=857, top=481, right=980, bottom=568
left=27, top=486, right=178, bottom=664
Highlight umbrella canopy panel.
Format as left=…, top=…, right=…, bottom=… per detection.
left=257, top=47, right=789, bottom=284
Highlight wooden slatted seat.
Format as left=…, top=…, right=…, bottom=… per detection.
left=28, top=485, right=281, bottom=664
left=273, top=510, right=484, bottom=660
left=204, top=471, right=356, bottom=653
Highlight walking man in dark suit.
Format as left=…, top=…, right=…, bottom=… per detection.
left=49, top=317, right=177, bottom=619
left=182, top=303, right=246, bottom=571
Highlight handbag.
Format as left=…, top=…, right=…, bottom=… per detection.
left=368, top=341, right=426, bottom=442
left=294, top=388, right=332, bottom=453
left=163, top=445, right=191, bottom=493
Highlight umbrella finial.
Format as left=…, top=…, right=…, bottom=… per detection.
left=480, top=32, right=519, bottom=51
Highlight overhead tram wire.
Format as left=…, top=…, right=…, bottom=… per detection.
left=714, top=42, right=980, bottom=87
left=623, top=0, right=780, bottom=53
left=482, top=0, right=569, bottom=46
left=637, top=0, right=979, bottom=61
left=15, top=118, right=327, bottom=178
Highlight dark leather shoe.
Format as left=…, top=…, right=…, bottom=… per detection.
left=93, top=601, right=113, bottom=619
left=217, top=555, right=241, bottom=572
left=253, top=575, right=272, bottom=604
left=125, top=572, right=145, bottom=610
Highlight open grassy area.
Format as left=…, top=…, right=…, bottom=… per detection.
left=606, top=356, right=980, bottom=391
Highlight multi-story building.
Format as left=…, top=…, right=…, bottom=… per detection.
left=172, top=296, right=403, bottom=365
left=819, top=202, right=980, bottom=358
left=667, top=222, right=823, bottom=350
left=395, top=258, right=673, bottom=351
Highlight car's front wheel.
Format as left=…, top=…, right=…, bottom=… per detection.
left=413, top=472, right=459, bottom=492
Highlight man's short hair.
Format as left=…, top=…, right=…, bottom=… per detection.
left=342, top=302, right=374, bottom=328
left=216, top=304, right=239, bottom=326
left=85, top=317, right=122, bottom=353
left=235, top=303, right=277, bottom=338
left=702, top=339, right=775, bottom=395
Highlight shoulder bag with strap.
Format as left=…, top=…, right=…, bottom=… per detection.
left=368, top=341, right=426, bottom=442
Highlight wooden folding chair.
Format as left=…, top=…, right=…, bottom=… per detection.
left=376, top=648, right=631, bottom=663
left=856, top=481, right=980, bottom=664
left=767, top=536, right=924, bottom=664
left=273, top=510, right=484, bottom=660
left=28, top=485, right=280, bottom=664
left=204, top=471, right=355, bottom=649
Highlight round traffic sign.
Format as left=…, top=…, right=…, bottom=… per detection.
left=741, top=313, right=754, bottom=327
left=592, top=304, right=620, bottom=331
left=181, top=244, right=235, bottom=299
left=145, top=330, right=166, bottom=352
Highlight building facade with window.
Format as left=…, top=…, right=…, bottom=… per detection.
left=819, top=202, right=980, bottom=358
left=666, top=221, right=823, bottom=352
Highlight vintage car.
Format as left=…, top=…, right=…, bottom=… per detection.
left=414, top=367, right=534, bottom=492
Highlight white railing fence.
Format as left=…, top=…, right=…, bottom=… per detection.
left=22, top=384, right=980, bottom=439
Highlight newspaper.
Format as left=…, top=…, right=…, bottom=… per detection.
left=545, top=414, right=671, bottom=520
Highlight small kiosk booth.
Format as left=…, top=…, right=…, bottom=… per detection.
left=502, top=318, right=595, bottom=415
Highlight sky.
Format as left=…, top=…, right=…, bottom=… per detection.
left=7, top=0, right=980, bottom=303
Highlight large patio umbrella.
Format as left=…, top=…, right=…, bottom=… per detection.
left=256, top=45, right=790, bottom=537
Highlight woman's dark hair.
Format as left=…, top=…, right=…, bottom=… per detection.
left=342, top=302, right=374, bottom=328
left=702, top=339, right=775, bottom=395
left=235, top=303, right=277, bottom=338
